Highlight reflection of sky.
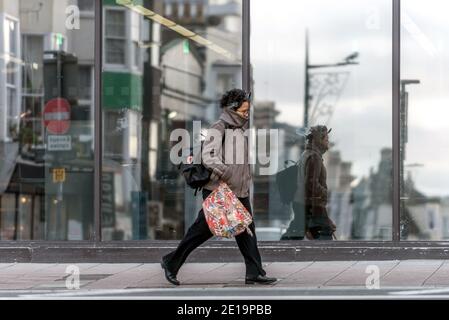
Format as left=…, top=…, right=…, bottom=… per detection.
left=402, top=0, right=449, bottom=197
left=251, top=0, right=449, bottom=197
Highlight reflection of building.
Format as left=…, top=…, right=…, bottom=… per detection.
left=326, top=147, right=448, bottom=241
left=0, top=0, right=95, bottom=240
left=0, top=2, right=21, bottom=239
left=401, top=172, right=446, bottom=240
left=0, top=1, right=21, bottom=143
left=252, top=101, right=301, bottom=232
left=163, top=0, right=242, bottom=120
left=156, top=0, right=243, bottom=237
left=100, top=0, right=243, bottom=240
left=350, top=147, right=448, bottom=240
left=351, top=149, right=393, bottom=240
left=252, top=101, right=279, bottom=226
left=102, top=0, right=148, bottom=240
left=326, top=151, right=355, bottom=240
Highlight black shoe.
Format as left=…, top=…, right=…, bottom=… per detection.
left=161, top=261, right=180, bottom=286
left=245, top=275, right=277, bottom=285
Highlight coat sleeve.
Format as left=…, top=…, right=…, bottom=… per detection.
left=304, top=154, right=327, bottom=208
left=202, top=121, right=233, bottom=183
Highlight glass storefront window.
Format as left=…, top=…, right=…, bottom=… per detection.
left=101, top=0, right=242, bottom=240
left=0, top=0, right=95, bottom=240
left=1, top=0, right=447, bottom=245
left=78, top=0, right=95, bottom=12
left=401, top=0, right=449, bottom=240
left=251, top=0, right=393, bottom=240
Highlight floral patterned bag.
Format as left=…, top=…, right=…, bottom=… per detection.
left=202, top=182, right=253, bottom=238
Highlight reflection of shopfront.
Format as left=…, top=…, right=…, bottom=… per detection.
left=102, top=160, right=179, bottom=241
left=1, top=161, right=42, bottom=240
left=0, top=159, right=94, bottom=241
left=44, top=163, right=94, bottom=240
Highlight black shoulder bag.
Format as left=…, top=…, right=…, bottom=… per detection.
left=178, top=121, right=228, bottom=195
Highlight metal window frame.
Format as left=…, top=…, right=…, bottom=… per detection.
left=243, top=0, right=251, bottom=92
left=392, top=0, right=401, bottom=242
left=94, top=0, right=103, bottom=242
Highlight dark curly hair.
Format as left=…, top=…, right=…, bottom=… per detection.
left=306, top=125, right=332, bottom=142
left=220, top=88, right=249, bottom=109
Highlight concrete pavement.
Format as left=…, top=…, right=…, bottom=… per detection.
left=1, top=260, right=449, bottom=298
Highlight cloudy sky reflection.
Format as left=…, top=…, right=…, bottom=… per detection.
left=251, top=0, right=449, bottom=197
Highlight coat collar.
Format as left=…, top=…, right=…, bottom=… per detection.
left=219, top=109, right=249, bottom=129
left=305, top=143, right=325, bottom=159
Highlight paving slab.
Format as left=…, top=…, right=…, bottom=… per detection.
left=84, top=264, right=158, bottom=290
left=80, top=264, right=140, bottom=275
left=277, top=261, right=357, bottom=287
left=325, top=261, right=400, bottom=287
left=0, top=263, right=56, bottom=274
left=263, top=262, right=314, bottom=279
left=422, top=261, right=449, bottom=286
left=182, top=263, right=247, bottom=285
left=28, top=263, right=100, bottom=275
left=178, top=263, right=227, bottom=277
left=0, top=264, right=13, bottom=270
left=380, top=260, right=443, bottom=287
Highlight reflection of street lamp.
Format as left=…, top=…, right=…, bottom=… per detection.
left=400, top=79, right=420, bottom=198
left=401, top=79, right=420, bottom=148
left=303, top=29, right=359, bottom=129
left=405, top=163, right=424, bottom=176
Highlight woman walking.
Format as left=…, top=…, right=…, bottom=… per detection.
left=161, top=89, right=277, bottom=286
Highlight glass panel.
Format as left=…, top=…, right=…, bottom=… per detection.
left=6, top=61, right=16, bottom=85
left=105, top=9, right=127, bottom=65
left=133, top=41, right=140, bottom=67
left=102, top=0, right=242, bottom=240
left=5, top=19, right=17, bottom=56
left=0, top=1, right=95, bottom=240
left=78, top=0, right=95, bottom=12
left=22, top=35, right=44, bottom=95
left=78, top=66, right=93, bottom=100
left=251, top=0, right=392, bottom=240
left=105, top=10, right=126, bottom=37
left=105, top=38, right=126, bottom=65
left=7, top=87, right=16, bottom=137
left=401, top=0, right=449, bottom=240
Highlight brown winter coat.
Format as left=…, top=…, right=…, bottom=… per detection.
left=202, top=109, right=251, bottom=198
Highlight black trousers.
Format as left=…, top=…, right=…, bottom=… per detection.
left=162, top=189, right=266, bottom=278
left=281, top=203, right=334, bottom=240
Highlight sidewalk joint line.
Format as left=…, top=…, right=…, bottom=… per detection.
left=422, top=260, right=445, bottom=287
left=380, top=260, right=401, bottom=279
left=276, top=261, right=316, bottom=284
left=322, top=261, right=359, bottom=286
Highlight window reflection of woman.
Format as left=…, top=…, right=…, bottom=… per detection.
left=281, top=125, right=336, bottom=241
